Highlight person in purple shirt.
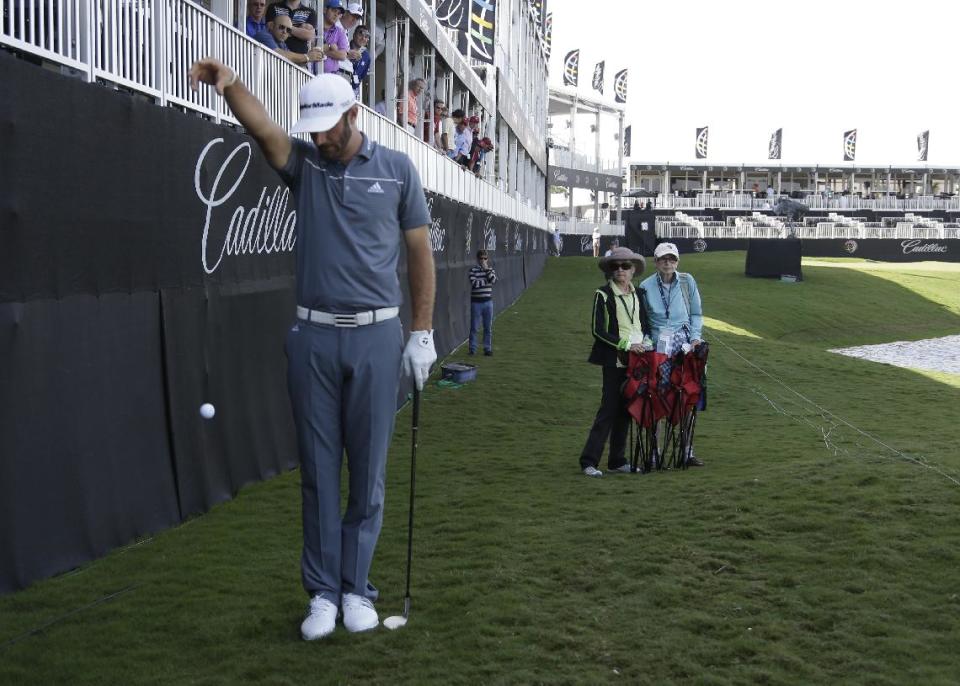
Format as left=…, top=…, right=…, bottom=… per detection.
left=245, top=0, right=268, bottom=37
left=320, top=0, right=349, bottom=74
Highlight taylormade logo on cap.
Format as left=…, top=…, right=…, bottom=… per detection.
left=290, top=75, right=356, bottom=134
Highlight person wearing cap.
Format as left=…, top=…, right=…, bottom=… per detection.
left=188, top=62, right=437, bottom=640
left=639, top=242, right=705, bottom=466
left=319, top=0, right=349, bottom=74
left=580, top=247, right=649, bottom=477
left=347, top=25, right=371, bottom=100
left=265, top=0, right=317, bottom=56
left=592, top=226, right=601, bottom=257
left=254, top=15, right=324, bottom=66
left=341, top=1, right=364, bottom=42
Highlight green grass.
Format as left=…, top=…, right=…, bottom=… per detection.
left=2, top=253, right=960, bottom=685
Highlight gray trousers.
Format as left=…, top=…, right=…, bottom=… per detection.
left=285, top=317, right=403, bottom=604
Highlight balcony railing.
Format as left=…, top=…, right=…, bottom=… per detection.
left=624, top=192, right=960, bottom=213
left=1, top=0, right=547, bottom=229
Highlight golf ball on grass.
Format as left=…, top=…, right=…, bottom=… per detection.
left=200, top=403, right=216, bottom=419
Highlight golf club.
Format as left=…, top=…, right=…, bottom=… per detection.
left=383, top=387, right=420, bottom=630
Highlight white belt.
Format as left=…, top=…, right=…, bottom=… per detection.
left=296, top=305, right=399, bottom=328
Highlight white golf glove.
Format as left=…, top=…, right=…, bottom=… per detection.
left=402, top=329, right=436, bottom=390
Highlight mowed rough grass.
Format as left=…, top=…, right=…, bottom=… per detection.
left=1, top=253, right=960, bottom=685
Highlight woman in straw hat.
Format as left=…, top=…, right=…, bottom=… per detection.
left=580, top=247, right=650, bottom=477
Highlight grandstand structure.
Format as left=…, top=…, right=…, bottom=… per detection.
left=0, top=0, right=550, bottom=227
left=546, top=88, right=626, bottom=236
left=627, top=162, right=960, bottom=214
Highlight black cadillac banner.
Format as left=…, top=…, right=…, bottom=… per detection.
left=696, top=126, right=709, bottom=159
left=623, top=124, right=632, bottom=158
left=918, top=130, right=929, bottom=162
left=613, top=68, right=627, bottom=104
left=591, top=61, right=604, bottom=94
left=803, top=238, right=960, bottom=262
left=843, top=129, right=857, bottom=161
left=769, top=128, right=782, bottom=160
left=563, top=49, right=579, bottom=86
left=548, top=164, right=623, bottom=194
left=0, top=53, right=549, bottom=594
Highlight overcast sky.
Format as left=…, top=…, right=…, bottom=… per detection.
left=546, top=0, right=960, bottom=166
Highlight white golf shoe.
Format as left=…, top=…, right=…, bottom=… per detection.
left=582, top=466, right=603, bottom=478
left=608, top=464, right=634, bottom=474
left=301, top=596, right=338, bottom=641
left=342, top=593, right=379, bottom=633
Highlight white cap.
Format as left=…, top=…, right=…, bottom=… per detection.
left=337, top=59, right=354, bottom=73
left=346, top=2, right=363, bottom=15
left=654, top=242, right=680, bottom=259
left=290, top=74, right=357, bottom=134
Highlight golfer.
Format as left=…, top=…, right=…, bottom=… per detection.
left=579, top=246, right=648, bottom=477
left=639, top=242, right=704, bottom=466
left=188, top=61, right=437, bottom=639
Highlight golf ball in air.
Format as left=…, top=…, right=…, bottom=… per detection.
left=200, top=403, right=216, bottom=419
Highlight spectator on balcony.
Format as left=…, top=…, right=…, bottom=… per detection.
left=766, top=184, right=776, bottom=201
left=246, top=0, right=268, bottom=38
left=319, top=0, right=349, bottom=74
left=441, top=105, right=457, bottom=157
left=470, top=137, right=493, bottom=177
left=348, top=25, right=371, bottom=100
left=592, top=225, right=601, bottom=257
left=266, top=0, right=317, bottom=57
left=255, top=16, right=324, bottom=66
left=451, top=110, right=473, bottom=167
left=398, top=78, right=425, bottom=133
left=341, top=2, right=364, bottom=42
left=426, top=100, right=446, bottom=148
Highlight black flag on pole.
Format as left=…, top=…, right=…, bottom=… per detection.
left=918, top=130, right=929, bottom=162
left=768, top=128, right=782, bottom=160
left=456, top=0, right=496, bottom=64
left=623, top=125, right=632, bottom=158
left=843, top=129, right=857, bottom=161
left=544, top=13, right=552, bottom=58
left=562, top=49, right=579, bottom=87
left=695, top=126, right=709, bottom=159
left=592, top=61, right=605, bottom=94
left=529, top=0, right=543, bottom=26
left=435, top=0, right=468, bottom=29
left=613, top=69, right=627, bottom=103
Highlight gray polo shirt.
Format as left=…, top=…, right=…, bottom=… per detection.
left=277, top=134, right=431, bottom=312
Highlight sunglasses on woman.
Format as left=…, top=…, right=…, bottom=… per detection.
left=611, top=262, right=634, bottom=270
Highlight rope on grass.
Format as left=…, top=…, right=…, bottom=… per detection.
left=711, top=333, right=960, bottom=488
left=0, top=585, right=139, bottom=651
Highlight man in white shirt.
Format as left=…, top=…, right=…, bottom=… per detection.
left=592, top=226, right=601, bottom=257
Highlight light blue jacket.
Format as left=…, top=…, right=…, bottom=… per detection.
left=639, top=272, right=703, bottom=342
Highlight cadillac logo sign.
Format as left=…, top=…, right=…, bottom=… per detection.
left=693, top=239, right=707, bottom=253
left=843, top=240, right=858, bottom=254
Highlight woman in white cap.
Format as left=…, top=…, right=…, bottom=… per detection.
left=638, top=242, right=705, bottom=466
left=580, top=247, right=649, bottom=477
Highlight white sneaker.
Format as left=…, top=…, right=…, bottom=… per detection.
left=608, top=464, right=634, bottom=474
left=582, top=466, right=604, bottom=478
left=342, top=593, right=379, bottom=633
left=301, top=596, right=338, bottom=641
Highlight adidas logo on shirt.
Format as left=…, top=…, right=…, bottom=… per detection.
left=367, top=182, right=385, bottom=194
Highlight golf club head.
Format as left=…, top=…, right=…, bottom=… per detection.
left=382, top=615, right=407, bottom=630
